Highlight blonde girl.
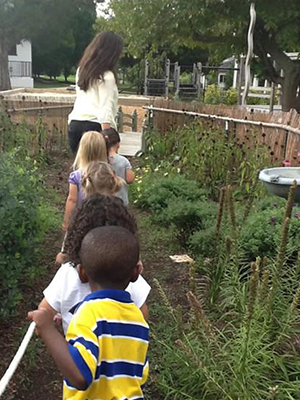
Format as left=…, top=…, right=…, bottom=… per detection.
left=81, top=161, right=123, bottom=197
left=62, top=131, right=107, bottom=231
left=57, top=159, right=124, bottom=266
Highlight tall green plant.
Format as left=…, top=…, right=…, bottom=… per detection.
left=152, top=184, right=300, bottom=400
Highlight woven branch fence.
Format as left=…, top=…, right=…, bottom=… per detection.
left=149, top=99, right=300, bottom=166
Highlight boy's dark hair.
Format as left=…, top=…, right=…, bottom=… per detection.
left=101, top=128, right=120, bottom=151
left=80, top=226, right=139, bottom=286
left=64, top=194, right=137, bottom=266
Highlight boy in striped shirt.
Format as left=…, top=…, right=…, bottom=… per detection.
left=28, top=226, right=149, bottom=400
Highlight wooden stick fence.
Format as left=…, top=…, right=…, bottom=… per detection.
left=0, top=100, right=139, bottom=156
left=145, top=99, right=300, bottom=166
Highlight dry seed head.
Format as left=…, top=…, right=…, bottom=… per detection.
left=290, top=282, right=300, bottom=313
left=153, top=278, right=176, bottom=319
left=187, top=291, right=215, bottom=339
left=247, top=261, right=259, bottom=320
left=274, top=217, right=290, bottom=286
left=284, top=180, right=297, bottom=220
left=175, top=339, right=201, bottom=367
left=227, top=185, right=237, bottom=233
left=215, top=186, right=226, bottom=238
left=226, top=236, right=232, bottom=254
left=258, top=268, right=270, bottom=303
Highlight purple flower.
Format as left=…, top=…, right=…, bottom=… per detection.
left=270, top=217, right=276, bottom=225
left=273, top=203, right=277, bottom=207
left=294, top=213, right=299, bottom=219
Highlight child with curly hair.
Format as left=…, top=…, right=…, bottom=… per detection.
left=40, top=195, right=151, bottom=333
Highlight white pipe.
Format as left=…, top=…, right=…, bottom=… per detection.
left=0, top=322, right=36, bottom=397
left=242, top=3, right=256, bottom=106
left=143, top=106, right=300, bottom=135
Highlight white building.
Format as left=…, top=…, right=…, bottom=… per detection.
left=8, top=40, right=34, bottom=88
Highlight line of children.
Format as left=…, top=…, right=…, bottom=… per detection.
left=29, top=128, right=150, bottom=399
left=29, top=225, right=149, bottom=400
left=39, top=195, right=150, bottom=332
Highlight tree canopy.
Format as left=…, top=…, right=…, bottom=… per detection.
left=0, top=0, right=97, bottom=89
left=97, top=0, right=300, bottom=111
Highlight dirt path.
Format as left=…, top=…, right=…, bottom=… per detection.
left=0, top=153, right=188, bottom=400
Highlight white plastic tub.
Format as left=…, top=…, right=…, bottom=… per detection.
left=259, top=167, right=300, bottom=203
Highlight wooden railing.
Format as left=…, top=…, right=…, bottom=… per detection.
left=145, top=99, right=300, bottom=166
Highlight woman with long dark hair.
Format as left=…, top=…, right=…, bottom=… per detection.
left=68, top=31, right=123, bottom=153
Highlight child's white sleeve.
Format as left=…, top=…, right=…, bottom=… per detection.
left=126, top=275, right=151, bottom=309
left=43, top=265, right=68, bottom=313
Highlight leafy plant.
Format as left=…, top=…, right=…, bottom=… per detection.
left=144, top=120, right=270, bottom=200
left=151, top=184, right=300, bottom=400
left=131, top=174, right=209, bottom=212
left=0, top=150, right=60, bottom=317
left=157, top=199, right=217, bottom=245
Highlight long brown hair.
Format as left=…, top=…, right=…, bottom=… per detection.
left=78, top=31, right=123, bottom=91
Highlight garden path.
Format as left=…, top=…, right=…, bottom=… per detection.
left=0, top=153, right=187, bottom=400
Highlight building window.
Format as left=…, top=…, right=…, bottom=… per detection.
left=219, top=74, right=225, bottom=83
left=8, top=44, right=17, bottom=56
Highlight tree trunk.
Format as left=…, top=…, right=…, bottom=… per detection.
left=0, top=35, right=11, bottom=91
left=280, top=68, right=300, bottom=112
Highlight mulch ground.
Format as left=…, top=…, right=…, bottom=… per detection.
left=0, top=152, right=188, bottom=400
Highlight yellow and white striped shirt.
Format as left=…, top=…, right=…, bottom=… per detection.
left=64, top=289, right=149, bottom=400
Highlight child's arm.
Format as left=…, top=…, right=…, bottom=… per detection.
left=38, top=297, right=57, bottom=317
left=62, top=184, right=78, bottom=231
left=140, top=302, right=149, bottom=320
left=125, top=158, right=134, bottom=184
left=28, top=308, right=87, bottom=390
left=125, top=169, right=134, bottom=184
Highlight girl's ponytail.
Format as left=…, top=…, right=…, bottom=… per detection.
left=81, top=161, right=123, bottom=197
left=112, top=175, right=123, bottom=194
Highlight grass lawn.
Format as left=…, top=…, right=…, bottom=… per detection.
left=34, top=75, right=139, bottom=93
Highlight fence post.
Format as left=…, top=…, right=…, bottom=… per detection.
left=132, top=109, right=138, bottom=131
left=175, top=64, right=180, bottom=96
left=165, top=59, right=170, bottom=97
left=144, top=59, right=149, bottom=96
left=118, top=106, right=123, bottom=132
left=196, top=62, right=202, bottom=99
left=237, top=55, right=245, bottom=105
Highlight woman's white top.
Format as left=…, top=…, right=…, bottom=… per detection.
left=68, top=69, right=118, bottom=129
left=43, top=263, right=151, bottom=333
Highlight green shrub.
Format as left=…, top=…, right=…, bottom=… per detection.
left=224, top=87, right=238, bottom=105
left=0, top=150, right=60, bottom=317
left=156, top=199, right=217, bottom=244
left=205, top=84, right=224, bottom=104
left=152, top=189, right=300, bottom=400
left=131, top=174, right=209, bottom=212
left=144, top=120, right=270, bottom=199
left=240, top=201, right=300, bottom=261
left=188, top=226, right=217, bottom=258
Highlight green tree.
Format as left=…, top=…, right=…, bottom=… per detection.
left=0, top=0, right=97, bottom=89
left=100, top=0, right=300, bottom=112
